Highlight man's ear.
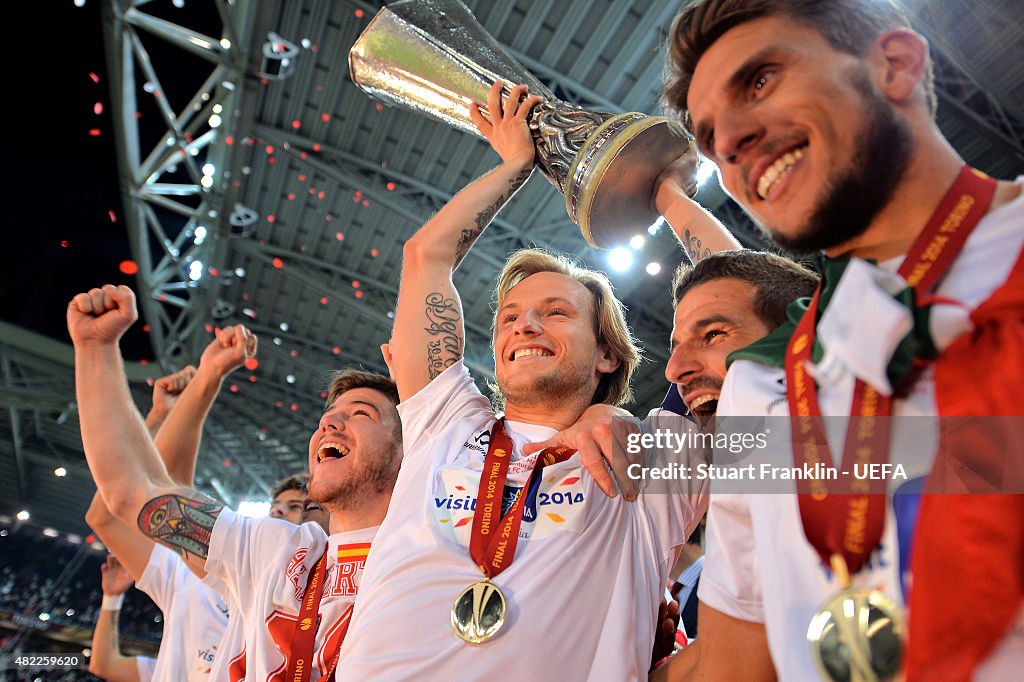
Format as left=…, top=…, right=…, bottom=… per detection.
left=595, top=345, right=622, bottom=375
left=872, top=28, right=929, bottom=106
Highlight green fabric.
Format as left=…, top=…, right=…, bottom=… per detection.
left=725, top=257, right=938, bottom=392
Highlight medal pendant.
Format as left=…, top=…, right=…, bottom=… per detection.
left=451, top=580, right=507, bottom=644
left=807, top=587, right=904, bottom=682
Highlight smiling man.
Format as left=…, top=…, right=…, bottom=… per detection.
left=335, top=81, right=706, bottom=681
left=68, top=286, right=401, bottom=682
left=665, top=250, right=818, bottom=426
left=656, top=1, right=1024, bottom=680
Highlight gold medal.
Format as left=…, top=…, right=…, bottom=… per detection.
left=807, top=556, right=904, bottom=682
left=451, top=580, right=507, bottom=644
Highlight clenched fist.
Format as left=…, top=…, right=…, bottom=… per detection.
left=100, top=554, right=135, bottom=596
left=67, top=285, right=138, bottom=347
left=151, top=366, right=198, bottom=419
left=199, top=324, right=257, bottom=378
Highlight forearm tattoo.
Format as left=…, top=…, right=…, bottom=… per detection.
left=683, top=227, right=712, bottom=264
left=107, top=607, right=121, bottom=646
left=453, top=167, right=533, bottom=268
left=138, top=493, right=222, bottom=561
left=424, top=292, right=463, bottom=379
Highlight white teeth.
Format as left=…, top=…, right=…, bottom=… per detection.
left=317, top=444, right=349, bottom=462
left=756, top=146, right=806, bottom=199
left=688, top=394, right=719, bottom=411
left=513, top=348, right=553, bottom=360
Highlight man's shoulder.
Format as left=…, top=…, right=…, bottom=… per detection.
left=398, top=360, right=495, bottom=438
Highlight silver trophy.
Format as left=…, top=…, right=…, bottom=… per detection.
left=348, top=0, right=693, bottom=249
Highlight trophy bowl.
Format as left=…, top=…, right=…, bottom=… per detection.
left=348, top=0, right=693, bottom=249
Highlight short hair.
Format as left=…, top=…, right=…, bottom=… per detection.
left=490, top=248, right=641, bottom=407
left=662, top=0, right=936, bottom=125
left=270, top=473, right=308, bottom=501
left=324, top=369, right=400, bottom=408
left=324, top=368, right=401, bottom=440
left=671, top=250, right=819, bottom=329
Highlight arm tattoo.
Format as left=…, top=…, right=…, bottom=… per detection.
left=683, top=227, right=713, bottom=264
left=453, top=167, right=533, bottom=268
left=138, top=493, right=222, bottom=561
left=107, top=607, right=121, bottom=648
left=424, top=292, right=463, bottom=379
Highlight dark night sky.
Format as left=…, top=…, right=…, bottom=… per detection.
left=8, top=1, right=178, bottom=361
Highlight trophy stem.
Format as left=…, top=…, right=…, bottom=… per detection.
left=527, top=102, right=617, bottom=194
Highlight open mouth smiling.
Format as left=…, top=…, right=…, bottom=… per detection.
left=510, top=347, right=553, bottom=361
left=687, top=393, right=719, bottom=419
left=316, top=443, right=350, bottom=463
left=755, top=145, right=807, bottom=200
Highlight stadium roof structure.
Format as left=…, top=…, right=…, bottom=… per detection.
left=1, top=0, right=1021, bottom=537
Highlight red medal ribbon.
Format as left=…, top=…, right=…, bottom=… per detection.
left=286, top=546, right=346, bottom=682
left=785, top=165, right=996, bottom=575
left=468, top=420, right=575, bottom=578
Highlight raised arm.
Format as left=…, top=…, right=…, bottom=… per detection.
left=390, top=81, right=540, bottom=401
left=652, top=148, right=742, bottom=263
left=69, top=284, right=221, bottom=576
left=144, top=365, right=195, bottom=438
left=89, top=555, right=142, bottom=682
left=153, top=324, right=255, bottom=485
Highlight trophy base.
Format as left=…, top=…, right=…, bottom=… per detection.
left=567, top=113, right=691, bottom=249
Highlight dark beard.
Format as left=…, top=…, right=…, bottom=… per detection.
left=769, top=71, right=914, bottom=255
left=309, top=441, right=401, bottom=511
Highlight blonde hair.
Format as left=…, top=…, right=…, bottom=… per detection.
left=490, top=248, right=641, bottom=407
